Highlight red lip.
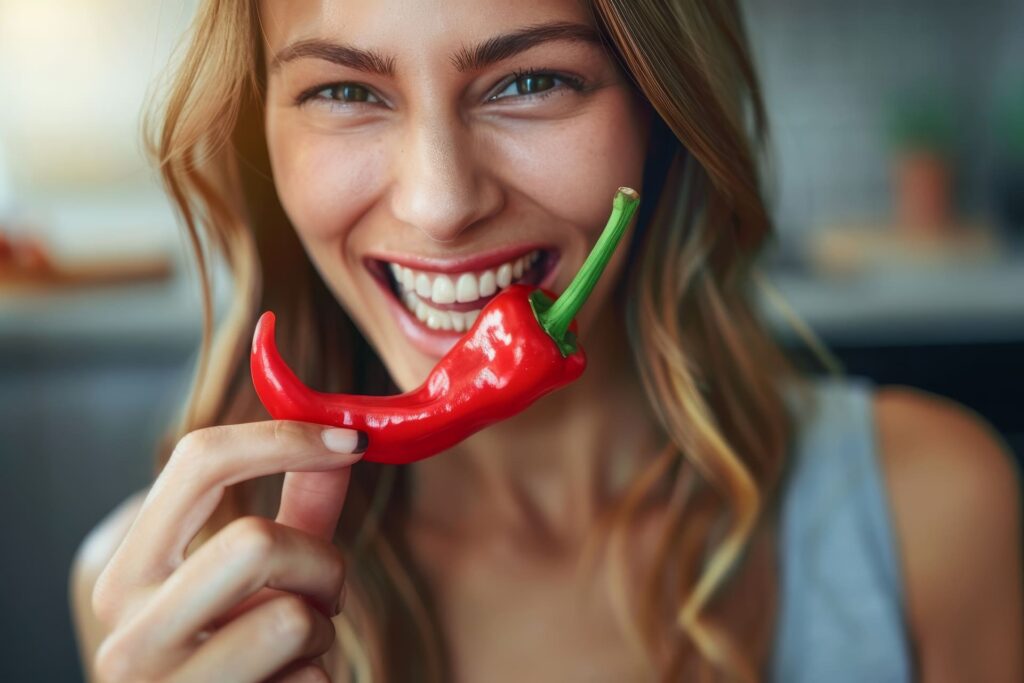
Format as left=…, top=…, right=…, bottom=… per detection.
left=365, top=243, right=556, bottom=274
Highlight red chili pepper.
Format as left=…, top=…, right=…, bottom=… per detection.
left=251, top=187, right=640, bottom=464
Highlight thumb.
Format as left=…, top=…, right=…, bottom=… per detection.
left=275, top=428, right=367, bottom=539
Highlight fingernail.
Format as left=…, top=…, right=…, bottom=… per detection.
left=322, top=428, right=368, bottom=455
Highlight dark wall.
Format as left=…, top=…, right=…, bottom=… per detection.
left=0, top=348, right=191, bottom=683
left=797, top=340, right=1024, bottom=463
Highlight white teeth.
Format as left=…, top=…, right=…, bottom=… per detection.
left=386, top=248, right=542, bottom=306
left=455, top=273, right=478, bottom=303
left=496, top=263, right=512, bottom=288
left=478, top=270, right=496, bottom=296
left=431, top=275, right=456, bottom=304
left=415, top=273, right=432, bottom=298
left=395, top=290, right=487, bottom=335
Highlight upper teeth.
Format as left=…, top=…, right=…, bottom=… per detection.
left=388, top=250, right=541, bottom=307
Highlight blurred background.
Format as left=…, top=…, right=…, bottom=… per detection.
left=1, top=0, right=1022, bottom=680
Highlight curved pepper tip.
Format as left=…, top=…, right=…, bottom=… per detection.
left=252, top=311, right=277, bottom=356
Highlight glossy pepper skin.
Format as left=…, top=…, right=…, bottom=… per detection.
left=251, top=285, right=583, bottom=464
left=250, top=187, right=640, bottom=465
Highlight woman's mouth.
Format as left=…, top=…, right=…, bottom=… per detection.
left=365, top=247, right=561, bottom=355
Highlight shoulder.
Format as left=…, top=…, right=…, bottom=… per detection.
left=872, top=385, right=1023, bottom=682
left=70, top=489, right=149, bottom=679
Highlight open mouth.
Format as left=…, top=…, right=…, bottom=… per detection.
left=366, top=247, right=561, bottom=334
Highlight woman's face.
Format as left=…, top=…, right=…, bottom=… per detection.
left=260, top=0, right=651, bottom=391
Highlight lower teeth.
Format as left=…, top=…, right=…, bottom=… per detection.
left=399, top=289, right=479, bottom=333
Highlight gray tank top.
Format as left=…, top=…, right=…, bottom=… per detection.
left=769, top=375, right=913, bottom=682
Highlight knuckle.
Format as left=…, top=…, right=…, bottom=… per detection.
left=93, top=637, right=120, bottom=682
left=91, top=572, right=120, bottom=627
left=324, top=545, right=347, bottom=597
left=94, top=633, right=140, bottom=683
left=270, top=419, right=313, bottom=449
left=219, top=516, right=278, bottom=563
left=167, top=428, right=224, bottom=482
left=170, top=429, right=209, bottom=462
left=268, top=595, right=317, bottom=644
left=91, top=569, right=143, bottom=631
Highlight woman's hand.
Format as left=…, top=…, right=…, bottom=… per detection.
left=90, top=420, right=366, bottom=683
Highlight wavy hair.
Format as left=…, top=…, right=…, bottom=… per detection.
left=145, top=0, right=829, bottom=679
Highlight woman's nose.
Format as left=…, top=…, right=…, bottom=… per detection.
left=388, top=117, right=503, bottom=244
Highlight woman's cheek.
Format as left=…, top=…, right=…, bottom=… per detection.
left=273, top=128, right=387, bottom=243
left=495, top=104, right=647, bottom=235
left=493, top=119, right=598, bottom=213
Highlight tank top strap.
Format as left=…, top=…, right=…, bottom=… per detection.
left=768, top=375, right=913, bottom=682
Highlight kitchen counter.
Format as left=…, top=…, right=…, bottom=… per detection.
left=755, top=249, right=1024, bottom=347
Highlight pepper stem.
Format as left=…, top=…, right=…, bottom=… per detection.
left=531, top=187, right=640, bottom=356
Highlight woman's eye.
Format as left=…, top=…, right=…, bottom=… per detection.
left=297, top=70, right=583, bottom=109
left=309, top=84, right=382, bottom=105
left=490, top=72, right=581, bottom=102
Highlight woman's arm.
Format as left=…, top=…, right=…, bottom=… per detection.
left=875, top=386, right=1023, bottom=683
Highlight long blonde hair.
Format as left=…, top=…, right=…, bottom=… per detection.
left=146, top=0, right=829, bottom=680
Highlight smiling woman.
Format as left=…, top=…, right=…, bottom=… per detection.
left=70, top=0, right=1023, bottom=682
left=257, top=4, right=655, bottom=393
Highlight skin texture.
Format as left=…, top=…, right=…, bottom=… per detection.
left=69, top=0, right=1024, bottom=680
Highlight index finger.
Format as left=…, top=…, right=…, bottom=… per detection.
left=106, top=421, right=364, bottom=588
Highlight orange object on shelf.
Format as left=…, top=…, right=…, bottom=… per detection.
left=893, top=150, right=953, bottom=236
left=808, top=221, right=998, bottom=277
left=0, top=228, right=173, bottom=292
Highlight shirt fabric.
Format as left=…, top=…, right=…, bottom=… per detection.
left=769, top=374, right=913, bottom=682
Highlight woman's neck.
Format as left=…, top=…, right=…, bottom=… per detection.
left=406, top=301, right=667, bottom=544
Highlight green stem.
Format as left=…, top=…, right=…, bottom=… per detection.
left=530, top=187, right=640, bottom=356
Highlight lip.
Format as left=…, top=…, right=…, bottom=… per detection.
left=368, top=247, right=562, bottom=358
left=365, top=243, right=555, bottom=275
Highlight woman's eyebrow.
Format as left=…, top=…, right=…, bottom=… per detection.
left=268, top=20, right=603, bottom=77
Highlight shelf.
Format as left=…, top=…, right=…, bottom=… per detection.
left=757, top=252, right=1024, bottom=346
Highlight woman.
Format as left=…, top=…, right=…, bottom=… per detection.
left=71, top=0, right=1022, bottom=681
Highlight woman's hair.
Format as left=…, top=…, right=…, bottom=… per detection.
left=145, top=0, right=829, bottom=680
